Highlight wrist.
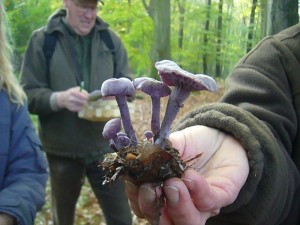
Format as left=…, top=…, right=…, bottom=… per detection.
left=52, top=92, right=65, bottom=109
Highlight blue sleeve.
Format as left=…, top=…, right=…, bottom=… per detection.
left=0, top=99, right=48, bottom=225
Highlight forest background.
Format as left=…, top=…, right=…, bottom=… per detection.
left=4, top=0, right=300, bottom=224
left=5, top=0, right=300, bottom=80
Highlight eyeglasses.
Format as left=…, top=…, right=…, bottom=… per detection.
left=74, top=1, right=99, bottom=14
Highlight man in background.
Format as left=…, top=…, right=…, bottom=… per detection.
left=20, top=0, right=132, bottom=224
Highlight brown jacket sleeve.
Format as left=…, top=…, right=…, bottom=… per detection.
left=174, top=25, right=300, bottom=225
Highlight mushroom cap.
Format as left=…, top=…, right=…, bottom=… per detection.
left=144, top=130, right=154, bottom=139
left=155, top=60, right=218, bottom=92
left=194, top=74, right=218, bottom=92
left=117, top=134, right=131, bottom=147
left=102, top=118, right=122, bottom=140
left=133, top=77, right=171, bottom=98
left=101, top=77, right=135, bottom=97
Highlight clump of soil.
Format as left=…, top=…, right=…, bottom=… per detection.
left=101, top=135, right=202, bottom=225
left=101, top=138, right=202, bottom=185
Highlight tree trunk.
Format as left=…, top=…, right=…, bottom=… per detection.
left=246, top=0, right=258, bottom=53
left=203, top=0, right=211, bottom=74
left=141, top=0, right=155, bottom=19
left=177, top=0, right=186, bottom=50
left=150, top=0, right=171, bottom=78
left=215, top=0, right=223, bottom=77
left=267, top=0, right=299, bottom=35
left=260, top=0, right=268, bottom=38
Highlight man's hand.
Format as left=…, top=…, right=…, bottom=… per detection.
left=56, top=86, right=89, bottom=112
left=125, top=125, right=249, bottom=225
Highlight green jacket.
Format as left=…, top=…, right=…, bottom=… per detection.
left=20, top=9, right=131, bottom=163
left=175, top=24, right=300, bottom=225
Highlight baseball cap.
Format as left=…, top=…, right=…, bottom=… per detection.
left=76, top=0, right=104, bottom=4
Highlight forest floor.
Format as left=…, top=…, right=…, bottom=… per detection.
left=34, top=83, right=224, bottom=225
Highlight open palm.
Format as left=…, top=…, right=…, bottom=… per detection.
left=125, top=125, right=249, bottom=225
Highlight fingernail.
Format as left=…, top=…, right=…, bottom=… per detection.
left=182, top=178, right=195, bottom=191
left=164, top=186, right=179, bottom=204
left=140, top=185, right=156, bottom=206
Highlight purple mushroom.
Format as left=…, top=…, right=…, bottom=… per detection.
left=101, top=77, right=138, bottom=146
left=154, top=60, right=218, bottom=147
left=117, top=132, right=132, bottom=147
left=133, top=77, right=171, bottom=139
left=143, top=130, right=154, bottom=143
left=102, top=118, right=122, bottom=151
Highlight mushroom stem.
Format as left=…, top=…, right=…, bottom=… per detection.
left=109, top=139, right=118, bottom=151
left=133, top=77, right=171, bottom=142
left=115, top=96, right=138, bottom=146
left=154, top=60, right=218, bottom=148
left=151, top=97, right=161, bottom=139
left=155, top=87, right=190, bottom=148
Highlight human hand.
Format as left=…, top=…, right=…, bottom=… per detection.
left=56, top=86, right=89, bottom=112
left=0, top=213, right=16, bottom=225
left=125, top=125, right=249, bottom=225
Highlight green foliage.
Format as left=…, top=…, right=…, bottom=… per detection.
left=5, top=0, right=62, bottom=71
left=100, top=0, right=153, bottom=77
left=5, top=0, right=267, bottom=79
left=6, top=0, right=55, bottom=54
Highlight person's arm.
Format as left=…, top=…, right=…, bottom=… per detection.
left=0, top=102, right=48, bottom=225
left=20, top=31, right=89, bottom=114
left=20, top=30, right=55, bottom=116
left=171, top=36, right=300, bottom=224
left=125, top=36, right=300, bottom=225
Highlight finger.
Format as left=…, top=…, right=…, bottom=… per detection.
left=66, top=98, right=85, bottom=112
left=70, top=86, right=88, bottom=94
left=68, top=92, right=88, bottom=109
left=124, top=180, right=144, bottom=218
left=158, top=208, right=173, bottom=225
left=162, top=177, right=210, bottom=225
left=181, top=169, right=222, bottom=211
left=138, top=184, right=158, bottom=221
left=69, top=86, right=89, bottom=99
left=72, top=92, right=89, bottom=102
